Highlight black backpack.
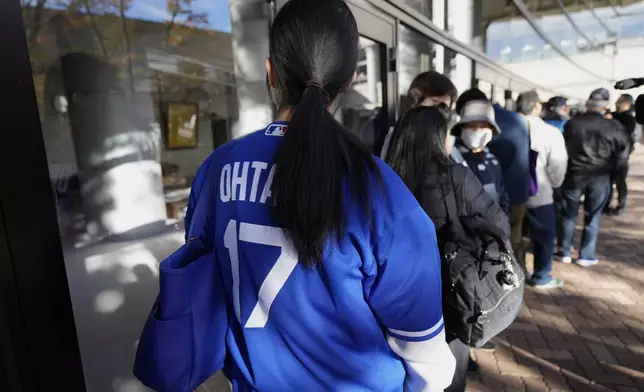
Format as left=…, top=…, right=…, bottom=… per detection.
left=439, top=175, right=525, bottom=348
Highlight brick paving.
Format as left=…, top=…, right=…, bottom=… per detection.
left=468, top=149, right=644, bottom=392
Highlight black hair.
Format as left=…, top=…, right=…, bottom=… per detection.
left=385, top=106, right=451, bottom=200
left=516, top=90, right=540, bottom=115
left=269, top=0, right=378, bottom=267
left=407, top=71, right=457, bottom=108
left=455, top=88, right=488, bottom=115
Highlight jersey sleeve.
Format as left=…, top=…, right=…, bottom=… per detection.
left=367, top=204, right=456, bottom=392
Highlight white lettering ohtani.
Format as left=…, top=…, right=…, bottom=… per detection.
left=220, top=161, right=275, bottom=204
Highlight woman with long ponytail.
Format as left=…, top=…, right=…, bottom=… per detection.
left=137, top=1, right=455, bottom=390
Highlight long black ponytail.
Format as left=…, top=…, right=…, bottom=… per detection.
left=269, top=0, right=378, bottom=267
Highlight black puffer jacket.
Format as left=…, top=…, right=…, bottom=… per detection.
left=420, top=163, right=510, bottom=250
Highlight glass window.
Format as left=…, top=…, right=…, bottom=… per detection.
left=339, top=36, right=385, bottom=153
left=21, top=0, right=237, bottom=390
left=443, top=47, right=457, bottom=82
left=452, top=53, right=472, bottom=96
left=401, top=0, right=432, bottom=19
left=398, top=24, right=433, bottom=110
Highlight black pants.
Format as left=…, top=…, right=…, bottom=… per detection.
left=607, top=167, right=628, bottom=210
left=445, top=338, right=469, bottom=392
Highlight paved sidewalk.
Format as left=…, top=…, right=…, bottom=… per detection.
left=468, top=149, right=644, bottom=392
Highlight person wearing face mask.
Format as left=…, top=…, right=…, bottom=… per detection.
left=456, top=88, right=530, bottom=273
left=384, top=106, right=511, bottom=392
left=452, top=100, right=509, bottom=215
left=380, top=71, right=460, bottom=160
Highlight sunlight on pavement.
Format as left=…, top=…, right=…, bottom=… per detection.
left=467, top=149, right=644, bottom=392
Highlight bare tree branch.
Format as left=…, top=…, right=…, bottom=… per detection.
left=165, top=0, right=209, bottom=48
left=81, top=0, right=109, bottom=57
left=165, top=0, right=181, bottom=49
left=26, top=0, right=48, bottom=47
left=118, top=0, right=136, bottom=96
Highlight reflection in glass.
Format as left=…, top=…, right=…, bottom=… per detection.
left=339, top=36, right=385, bottom=153
left=22, top=1, right=236, bottom=390
left=401, top=0, right=433, bottom=18
left=444, top=47, right=457, bottom=81
left=398, top=24, right=433, bottom=110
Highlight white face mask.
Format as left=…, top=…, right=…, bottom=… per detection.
left=461, top=128, right=493, bottom=150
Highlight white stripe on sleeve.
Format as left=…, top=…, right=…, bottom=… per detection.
left=387, top=317, right=444, bottom=339
left=387, top=329, right=456, bottom=392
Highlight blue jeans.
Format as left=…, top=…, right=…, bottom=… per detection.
left=526, top=204, right=556, bottom=284
left=560, top=174, right=611, bottom=261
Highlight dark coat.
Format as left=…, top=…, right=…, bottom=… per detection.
left=488, top=104, right=530, bottom=205
left=419, top=163, right=510, bottom=251
left=563, top=111, right=631, bottom=176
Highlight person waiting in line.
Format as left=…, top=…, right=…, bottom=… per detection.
left=451, top=100, right=509, bottom=215
left=384, top=106, right=510, bottom=392
left=542, top=96, right=570, bottom=132
left=541, top=96, right=569, bottom=252
left=606, top=94, right=638, bottom=215
left=560, top=88, right=631, bottom=267
left=456, top=88, right=531, bottom=271
left=516, top=91, right=568, bottom=289
left=380, top=70, right=459, bottom=160
left=137, top=1, right=457, bottom=391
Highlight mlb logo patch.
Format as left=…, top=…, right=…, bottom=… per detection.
left=265, top=124, right=287, bottom=137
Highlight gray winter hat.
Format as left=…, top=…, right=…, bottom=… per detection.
left=451, top=100, right=501, bottom=136
left=587, top=88, right=610, bottom=108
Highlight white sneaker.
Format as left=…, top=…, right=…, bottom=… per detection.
left=574, top=259, right=599, bottom=267
left=559, top=256, right=572, bottom=264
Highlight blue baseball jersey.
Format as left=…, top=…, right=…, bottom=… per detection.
left=186, top=121, right=453, bottom=391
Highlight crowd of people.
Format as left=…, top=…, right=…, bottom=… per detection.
left=385, top=71, right=637, bottom=276
left=376, top=72, right=636, bottom=389
left=134, top=1, right=640, bottom=392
